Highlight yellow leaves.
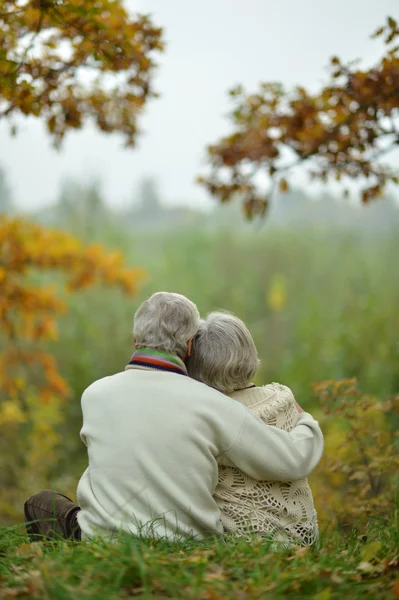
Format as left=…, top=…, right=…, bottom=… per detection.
left=0, top=401, right=26, bottom=426
left=23, top=392, right=64, bottom=474
left=313, top=588, right=332, bottom=600
left=310, top=379, right=397, bottom=528
left=0, top=349, right=70, bottom=407
left=0, top=0, right=163, bottom=146
left=34, top=316, right=58, bottom=341
left=0, top=216, right=143, bottom=328
left=360, top=541, right=382, bottom=562
left=266, top=274, right=287, bottom=312
left=178, top=552, right=212, bottom=565
left=0, top=215, right=143, bottom=481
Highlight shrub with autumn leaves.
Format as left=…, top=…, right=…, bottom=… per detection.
left=311, top=379, right=399, bottom=530
left=0, top=216, right=144, bottom=517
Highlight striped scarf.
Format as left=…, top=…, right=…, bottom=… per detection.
left=125, top=348, right=188, bottom=376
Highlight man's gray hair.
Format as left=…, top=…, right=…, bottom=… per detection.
left=187, top=311, right=260, bottom=393
left=133, top=292, right=200, bottom=358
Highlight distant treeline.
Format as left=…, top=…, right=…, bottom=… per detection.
left=1, top=167, right=398, bottom=235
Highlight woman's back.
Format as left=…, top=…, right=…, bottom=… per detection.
left=215, top=383, right=319, bottom=545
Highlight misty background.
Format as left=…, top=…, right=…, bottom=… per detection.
left=1, top=0, right=398, bottom=212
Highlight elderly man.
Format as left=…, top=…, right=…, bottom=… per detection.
left=25, top=292, right=323, bottom=541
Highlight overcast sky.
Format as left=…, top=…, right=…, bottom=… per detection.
left=0, top=0, right=397, bottom=209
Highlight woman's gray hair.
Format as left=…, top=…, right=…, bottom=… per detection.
left=187, top=311, right=260, bottom=393
left=133, top=292, right=200, bottom=358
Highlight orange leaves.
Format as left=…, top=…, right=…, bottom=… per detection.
left=0, top=215, right=144, bottom=298
left=0, top=213, right=144, bottom=510
left=0, top=215, right=144, bottom=425
left=0, top=0, right=163, bottom=146
left=201, top=17, right=399, bottom=218
left=0, top=348, right=69, bottom=401
left=64, top=242, right=145, bottom=294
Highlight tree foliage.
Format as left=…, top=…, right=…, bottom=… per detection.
left=0, top=0, right=163, bottom=146
left=200, top=17, right=399, bottom=217
left=0, top=215, right=142, bottom=399
left=0, top=1, right=161, bottom=505
left=0, top=216, right=144, bottom=512
left=0, top=0, right=160, bottom=416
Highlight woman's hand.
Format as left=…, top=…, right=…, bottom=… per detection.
left=295, top=402, right=305, bottom=413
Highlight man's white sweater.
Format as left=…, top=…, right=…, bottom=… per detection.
left=76, top=369, right=323, bottom=540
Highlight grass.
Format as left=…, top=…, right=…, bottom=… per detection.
left=1, top=517, right=398, bottom=599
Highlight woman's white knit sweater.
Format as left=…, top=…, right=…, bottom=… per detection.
left=215, top=383, right=319, bottom=544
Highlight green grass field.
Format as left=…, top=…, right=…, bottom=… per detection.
left=1, top=516, right=398, bottom=600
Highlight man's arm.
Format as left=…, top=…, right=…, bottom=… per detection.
left=221, top=408, right=323, bottom=481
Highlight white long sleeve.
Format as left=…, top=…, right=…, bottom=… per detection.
left=223, top=410, right=323, bottom=481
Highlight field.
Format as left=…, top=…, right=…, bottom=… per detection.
left=1, top=517, right=399, bottom=600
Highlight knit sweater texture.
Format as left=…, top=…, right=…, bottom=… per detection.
left=215, top=383, right=319, bottom=544
left=76, top=370, right=324, bottom=540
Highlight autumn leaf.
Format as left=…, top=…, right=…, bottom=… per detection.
left=357, top=561, right=377, bottom=573
left=360, top=541, right=382, bottom=562
left=288, top=546, right=310, bottom=560
left=203, top=566, right=227, bottom=582
left=0, top=0, right=164, bottom=146
left=200, top=17, right=399, bottom=216
left=25, top=570, right=44, bottom=595
left=313, top=589, right=332, bottom=600
left=14, top=542, right=43, bottom=559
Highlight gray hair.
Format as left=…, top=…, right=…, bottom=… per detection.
left=186, top=311, right=260, bottom=393
left=133, top=292, right=200, bottom=358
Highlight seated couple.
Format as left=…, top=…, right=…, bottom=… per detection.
left=25, top=292, right=323, bottom=545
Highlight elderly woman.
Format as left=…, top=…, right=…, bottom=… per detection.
left=187, top=311, right=319, bottom=545
left=24, top=293, right=323, bottom=542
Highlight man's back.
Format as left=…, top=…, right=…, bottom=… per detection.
left=77, top=369, right=246, bottom=540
